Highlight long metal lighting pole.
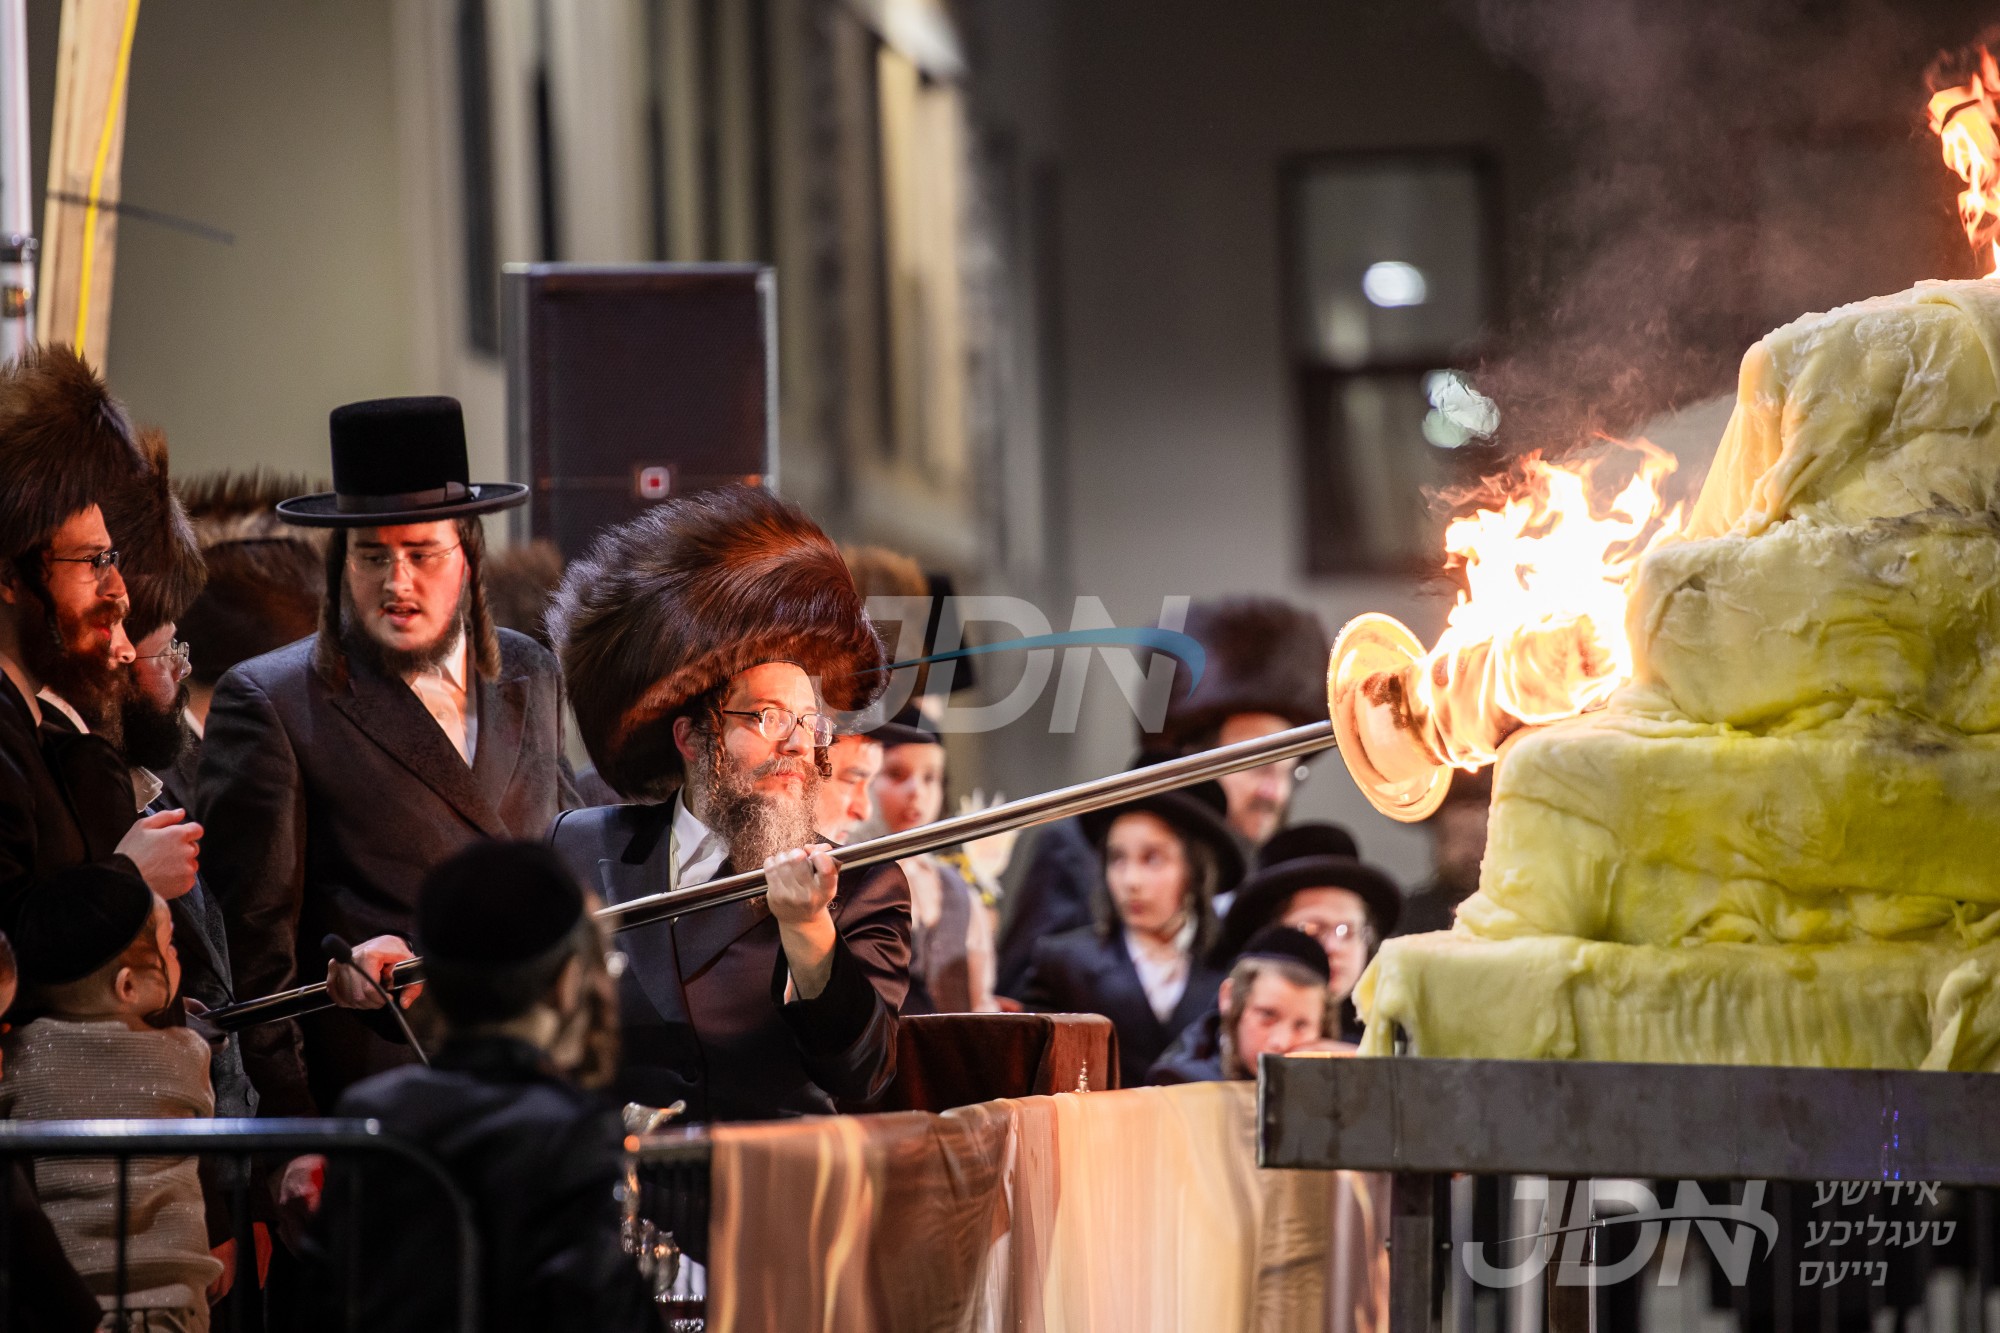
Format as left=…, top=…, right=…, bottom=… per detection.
left=207, top=720, right=1338, bottom=1032
left=0, top=0, right=36, bottom=362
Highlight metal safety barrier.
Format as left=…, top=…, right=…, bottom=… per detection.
left=0, top=1118, right=479, bottom=1333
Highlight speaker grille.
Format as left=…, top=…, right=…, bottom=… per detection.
left=505, top=264, right=775, bottom=559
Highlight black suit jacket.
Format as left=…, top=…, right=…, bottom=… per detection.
left=310, top=1036, right=656, bottom=1333
left=197, top=631, right=571, bottom=1116
left=1020, top=925, right=1224, bottom=1088
left=550, top=801, right=911, bottom=1121
left=994, top=817, right=1099, bottom=999
left=0, top=674, right=141, bottom=926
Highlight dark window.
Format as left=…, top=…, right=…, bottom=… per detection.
left=455, top=0, right=500, bottom=354
left=1283, top=151, right=1500, bottom=575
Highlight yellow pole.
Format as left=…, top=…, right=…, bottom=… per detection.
left=36, top=0, right=141, bottom=368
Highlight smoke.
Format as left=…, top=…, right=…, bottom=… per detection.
left=1458, top=0, right=1976, bottom=454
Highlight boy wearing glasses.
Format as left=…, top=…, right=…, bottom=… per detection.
left=548, top=485, right=912, bottom=1122
left=195, top=399, right=570, bottom=1176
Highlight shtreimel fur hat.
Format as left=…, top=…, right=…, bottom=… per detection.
left=177, top=471, right=327, bottom=684
left=549, top=485, right=886, bottom=800
left=1156, top=596, right=1330, bottom=752
left=101, top=427, right=206, bottom=641
left=0, top=345, right=150, bottom=565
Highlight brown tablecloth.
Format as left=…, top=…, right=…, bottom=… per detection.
left=708, top=1081, right=1386, bottom=1333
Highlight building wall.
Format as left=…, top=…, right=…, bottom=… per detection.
left=1030, top=0, right=1554, bottom=881
left=96, top=0, right=418, bottom=481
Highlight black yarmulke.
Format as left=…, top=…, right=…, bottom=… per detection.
left=418, top=841, right=585, bottom=966
left=1239, top=925, right=1332, bottom=985
left=14, top=864, right=155, bottom=985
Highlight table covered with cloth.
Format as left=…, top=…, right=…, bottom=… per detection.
left=705, top=1079, right=1387, bottom=1332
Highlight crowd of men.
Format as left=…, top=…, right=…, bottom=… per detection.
left=0, top=347, right=1485, bottom=1331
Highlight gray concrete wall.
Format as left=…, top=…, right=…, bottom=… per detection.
left=1031, top=0, right=1552, bottom=882
left=41, top=0, right=418, bottom=481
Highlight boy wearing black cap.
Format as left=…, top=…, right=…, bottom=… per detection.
left=1149, top=925, right=1336, bottom=1085
left=0, top=864, right=224, bottom=1331
left=310, top=840, right=652, bottom=1333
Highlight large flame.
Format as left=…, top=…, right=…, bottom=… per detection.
left=1406, top=441, right=1684, bottom=769
left=1929, top=46, right=2000, bottom=276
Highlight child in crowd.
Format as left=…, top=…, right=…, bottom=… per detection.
left=0, top=929, right=101, bottom=1333
left=0, top=864, right=224, bottom=1332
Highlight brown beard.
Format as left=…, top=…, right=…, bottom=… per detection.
left=688, top=730, right=823, bottom=870
left=339, top=574, right=471, bottom=677
left=19, top=584, right=124, bottom=738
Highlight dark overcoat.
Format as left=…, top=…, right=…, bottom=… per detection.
left=994, top=816, right=1099, bottom=999
left=0, top=675, right=140, bottom=925
left=310, top=1035, right=656, bottom=1333
left=550, top=801, right=911, bottom=1121
left=1020, top=925, right=1224, bottom=1089
left=196, top=630, right=570, bottom=1116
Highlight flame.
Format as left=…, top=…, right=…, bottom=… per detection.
left=1407, top=440, right=1684, bottom=769
left=1929, top=46, right=2000, bottom=277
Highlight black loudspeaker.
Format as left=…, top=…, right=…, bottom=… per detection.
left=504, top=263, right=775, bottom=559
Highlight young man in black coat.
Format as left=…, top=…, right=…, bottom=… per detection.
left=311, top=840, right=653, bottom=1333
left=547, top=486, right=911, bottom=1122
left=196, top=399, right=573, bottom=1212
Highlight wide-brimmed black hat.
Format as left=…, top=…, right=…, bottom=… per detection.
left=276, top=397, right=527, bottom=527
left=1080, top=776, right=1246, bottom=892
left=1213, top=822, right=1401, bottom=962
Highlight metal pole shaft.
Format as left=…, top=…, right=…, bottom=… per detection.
left=207, top=720, right=1337, bottom=1032
left=0, top=0, right=36, bottom=362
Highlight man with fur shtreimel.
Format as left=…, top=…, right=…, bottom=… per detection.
left=547, top=485, right=912, bottom=1122
left=0, top=346, right=204, bottom=924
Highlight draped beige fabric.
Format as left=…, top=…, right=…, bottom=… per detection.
left=707, top=1081, right=1387, bottom=1333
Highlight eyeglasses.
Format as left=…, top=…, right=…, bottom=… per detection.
left=1293, top=920, right=1367, bottom=944
left=718, top=706, right=835, bottom=748
left=138, top=639, right=192, bottom=677
left=48, top=548, right=121, bottom=582
left=349, top=545, right=462, bottom=577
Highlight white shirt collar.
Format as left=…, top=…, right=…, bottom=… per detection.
left=404, top=632, right=470, bottom=691
left=672, top=794, right=730, bottom=889
left=1123, top=916, right=1198, bottom=1024
left=131, top=766, right=164, bottom=813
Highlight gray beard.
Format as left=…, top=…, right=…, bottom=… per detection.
left=690, top=738, right=822, bottom=870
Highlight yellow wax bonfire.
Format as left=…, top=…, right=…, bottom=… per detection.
left=1359, top=279, right=2000, bottom=1070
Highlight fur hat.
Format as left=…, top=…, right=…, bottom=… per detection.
left=176, top=470, right=329, bottom=683
left=179, top=470, right=328, bottom=549
left=101, top=427, right=205, bottom=641
left=180, top=537, right=325, bottom=685
left=550, top=486, right=887, bottom=800
left=484, top=539, right=565, bottom=649
left=0, top=345, right=149, bottom=565
left=1156, top=597, right=1330, bottom=751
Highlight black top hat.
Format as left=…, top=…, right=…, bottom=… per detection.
left=1213, top=822, right=1402, bottom=963
left=276, top=397, right=528, bottom=527
left=1079, top=776, right=1247, bottom=893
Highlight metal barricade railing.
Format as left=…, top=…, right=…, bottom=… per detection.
left=0, top=1118, right=480, bottom=1333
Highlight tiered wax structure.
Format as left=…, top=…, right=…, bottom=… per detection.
left=1360, top=280, right=2000, bottom=1070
